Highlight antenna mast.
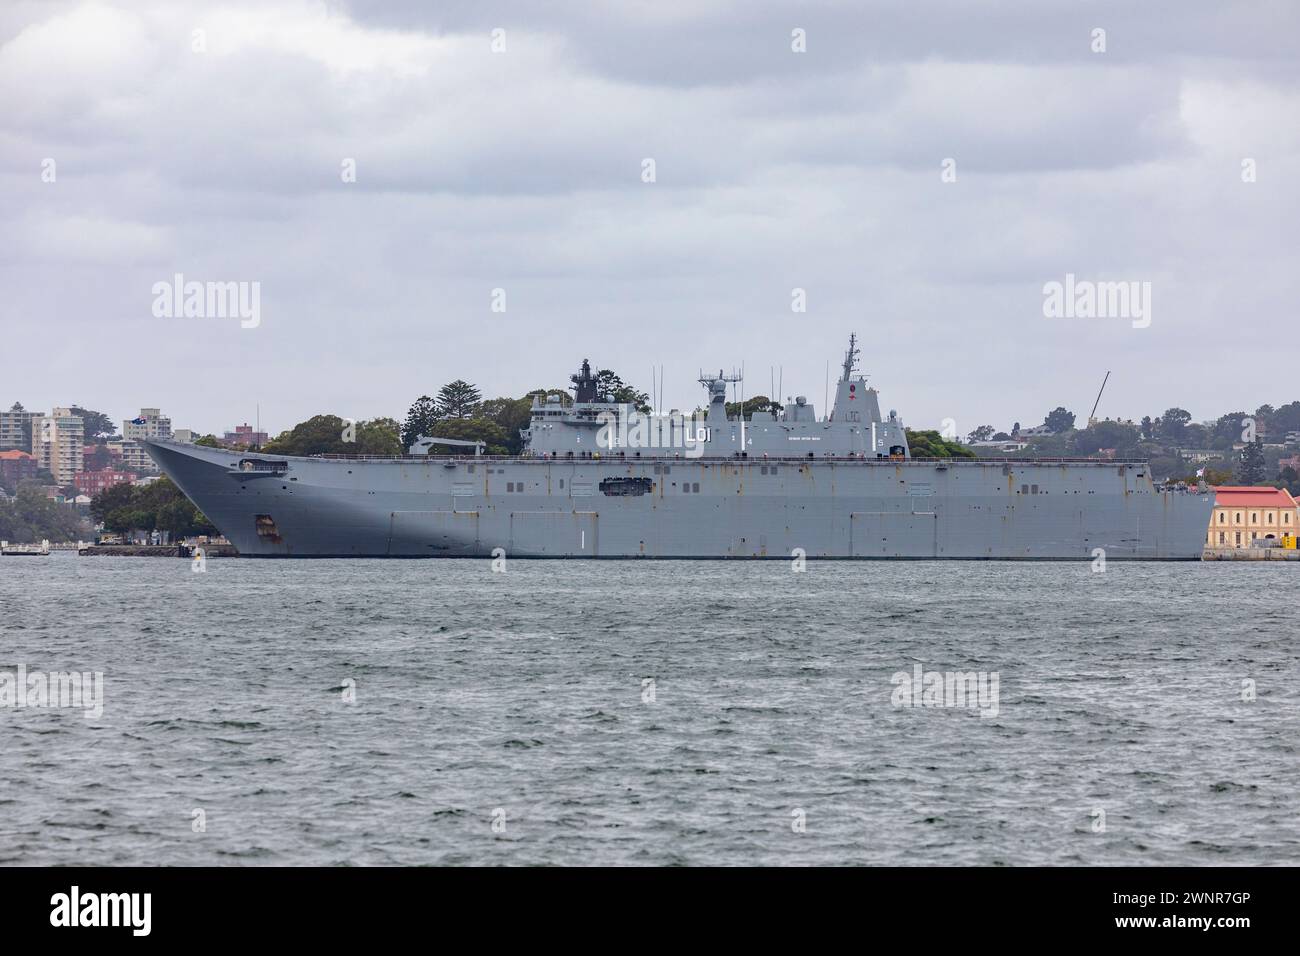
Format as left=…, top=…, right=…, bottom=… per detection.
left=841, top=333, right=860, bottom=381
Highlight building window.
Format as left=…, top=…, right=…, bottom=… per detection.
left=1218, top=512, right=1225, bottom=524
left=1235, top=532, right=1241, bottom=545
left=1218, top=532, right=1225, bottom=544
left=1267, top=512, right=1273, bottom=524
left=1251, top=512, right=1258, bottom=524
left=1235, top=513, right=1242, bottom=524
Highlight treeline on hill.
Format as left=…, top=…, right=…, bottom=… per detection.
left=90, top=477, right=216, bottom=536
left=260, top=417, right=402, bottom=457
left=967, top=401, right=1300, bottom=490
left=906, top=431, right=977, bottom=459
left=228, top=374, right=990, bottom=461
left=0, top=485, right=90, bottom=543
left=195, top=373, right=646, bottom=460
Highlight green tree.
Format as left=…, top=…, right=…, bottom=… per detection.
left=905, top=430, right=977, bottom=459
left=153, top=499, right=195, bottom=535
left=70, top=406, right=115, bottom=440
left=194, top=434, right=222, bottom=448
left=1209, top=412, right=1248, bottom=450
left=436, top=381, right=482, bottom=419
left=261, top=415, right=396, bottom=456
left=104, top=507, right=152, bottom=534
left=1270, top=401, right=1300, bottom=433
left=354, top=417, right=402, bottom=456
left=1276, top=465, right=1300, bottom=496
left=1022, top=432, right=1071, bottom=457
left=967, top=425, right=994, bottom=443
left=593, top=369, right=651, bottom=413
left=524, top=388, right=573, bottom=408
left=725, top=395, right=782, bottom=420
left=1254, top=404, right=1275, bottom=435
left=1203, top=465, right=1233, bottom=486
left=93, top=477, right=216, bottom=536
left=1043, top=407, right=1076, bottom=433
left=476, top=397, right=534, bottom=454
left=1147, top=454, right=1184, bottom=481
left=0, top=483, right=88, bottom=543
left=1236, top=437, right=1266, bottom=485
left=1158, top=408, right=1192, bottom=443
left=401, top=395, right=440, bottom=449
left=1183, top=423, right=1209, bottom=447
left=153, top=498, right=216, bottom=536
left=1072, top=420, right=1142, bottom=457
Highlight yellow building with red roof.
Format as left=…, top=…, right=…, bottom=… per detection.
left=1208, top=486, right=1300, bottom=547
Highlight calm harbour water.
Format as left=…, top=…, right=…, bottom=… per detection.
left=1, top=554, right=1297, bottom=866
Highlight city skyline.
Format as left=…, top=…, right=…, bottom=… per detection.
left=3, top=388, right=1299, bottom=447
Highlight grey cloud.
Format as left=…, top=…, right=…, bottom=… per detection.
left=0, top=0, right=1296, bottom=438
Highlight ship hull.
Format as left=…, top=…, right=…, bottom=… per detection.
left=144, top=441, right=1213, bottom=560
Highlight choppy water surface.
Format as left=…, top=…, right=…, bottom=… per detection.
left=1, top=555, right=1296, bottom=865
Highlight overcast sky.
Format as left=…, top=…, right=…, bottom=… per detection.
left=1, top=0, right=1297, bottom=439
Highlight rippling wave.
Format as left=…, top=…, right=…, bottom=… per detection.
left=1, top=554, right=1296, bottom=865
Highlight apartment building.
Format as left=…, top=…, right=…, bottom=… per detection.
left=123, top=407, right=172, bottom=442
left=0, top=403, right=43, bottom=450
left=32, top=408, right=84, bottom=485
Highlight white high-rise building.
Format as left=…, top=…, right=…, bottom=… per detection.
left=33, top=407, right=84, bottom=484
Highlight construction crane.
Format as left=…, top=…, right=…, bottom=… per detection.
left=1087, top=371, right=1111, bottom=427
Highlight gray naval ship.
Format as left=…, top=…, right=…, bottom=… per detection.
left=145, top=337, right=1212, bottom=559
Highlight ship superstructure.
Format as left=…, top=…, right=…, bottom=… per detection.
left=522, top=336, right=910, bottom=461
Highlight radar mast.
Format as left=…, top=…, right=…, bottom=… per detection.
left=841, top=334, right=860, bottom=382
